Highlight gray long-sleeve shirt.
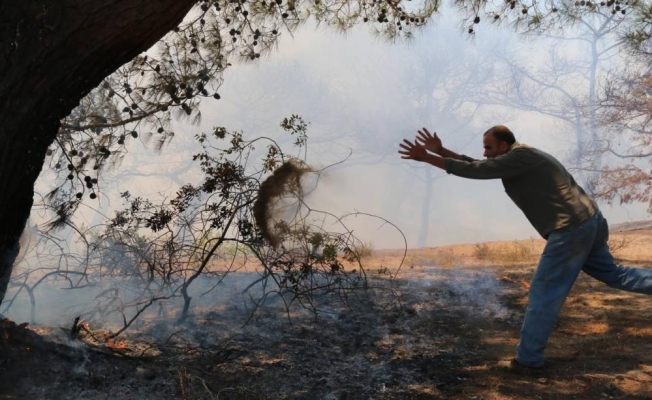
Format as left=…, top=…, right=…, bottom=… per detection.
left=444, top=144, right=598, bottom=239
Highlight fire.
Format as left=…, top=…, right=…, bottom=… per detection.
left=107, top=340, right=128, bottom=350
left=103, top=333, right=128, bottom=350
left=499, top=275, right=531, bottom=290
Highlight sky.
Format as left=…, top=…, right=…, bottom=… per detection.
left=32, top=10, right=651, bottom=251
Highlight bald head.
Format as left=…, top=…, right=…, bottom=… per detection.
left=482, top=125, right=516, bottom=158
left=483, top=125, right=516, bottom=146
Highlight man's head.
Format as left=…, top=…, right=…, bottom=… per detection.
left=483, top=125, right=516, bottom=158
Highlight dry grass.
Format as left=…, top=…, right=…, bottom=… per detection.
left=473, top=240, right=541, bottom=265
left=356, top=241, right=374, bottom=259
left=366, top=228, right=652, bottom=277
left=174, top=227, right=652, bottom=280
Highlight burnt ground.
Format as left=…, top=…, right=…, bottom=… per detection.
left=2, top=263, right=652, bottom=400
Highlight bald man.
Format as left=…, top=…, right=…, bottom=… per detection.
left=399, top=126, right=652, bottom=369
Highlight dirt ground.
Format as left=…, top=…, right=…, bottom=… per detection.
left=2, top=228, right=652, bottom=399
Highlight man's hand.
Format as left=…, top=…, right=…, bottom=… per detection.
left=399, top=138, right=447, bottom=170
left=416, top=128, right=442, bottom=155
left=398, top=139, right=428, bottom=162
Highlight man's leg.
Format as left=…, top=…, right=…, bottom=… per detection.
left=583, top=211, right=652, bottom=294
left=515, top=217, right=597, bottom=367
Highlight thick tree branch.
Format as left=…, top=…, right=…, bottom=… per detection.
left=0, top=0, right=197, bottom=304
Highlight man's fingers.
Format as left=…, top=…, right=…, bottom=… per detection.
left=398, top=149, right=413, bottom=159
left=417, top=128, right=434, bottom=140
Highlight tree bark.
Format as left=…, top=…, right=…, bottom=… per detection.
left=0, top=0, right=197, bottom=306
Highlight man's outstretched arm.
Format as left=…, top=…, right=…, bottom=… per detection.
left=400, top=138, right=529, bottom=180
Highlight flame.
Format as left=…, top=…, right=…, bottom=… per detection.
left=103, top=333, right=128, bottom=349
left=107, top=340, right=128, bottom=350
left=499, top=275, right=531, bottom=290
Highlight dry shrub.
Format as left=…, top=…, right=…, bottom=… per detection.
left=253, top=160, right=312, bottom=247
left=404, top=249, right=459, bottom=268
left=474, top=240, right=540, bottom=264
left=608, top=234, right=635, bottom=259
left=403, top=254, right=417, bottom=269
left=357, top=241, right=374, bottom=259
left=473, top=243, right=491, bottom=260
left=498, top=241, right=537, bottom=263
left=434, top=248, right=457, bottom=267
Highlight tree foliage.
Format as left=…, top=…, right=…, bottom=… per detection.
left=593, top=62, right=652, bottom=208
left=456, top=0, right=635, bottom=34
left=41, top=0, right=442, bottom=230
left=583, top=4, right=652, bottom=209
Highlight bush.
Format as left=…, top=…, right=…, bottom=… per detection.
left=473, top=240, right=539, bottom=264
left=357, top=241, right=374, bottom=259
left=473, top=243, right=491, bottom=260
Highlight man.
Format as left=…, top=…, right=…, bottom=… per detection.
left=398, top=125, right=652, bottom=369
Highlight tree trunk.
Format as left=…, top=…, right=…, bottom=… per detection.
left=0, top=0, right=197, bottom=306
left=417, top=167, right=433, bottom=248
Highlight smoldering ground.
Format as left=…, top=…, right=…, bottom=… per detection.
left=6, top=243, right=652, bottom=399
left=2, top=246, right=529, bottom=399
left=4, top=186, right=646, bottom=398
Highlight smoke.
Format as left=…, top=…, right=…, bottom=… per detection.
left=404, top=266, right=510, bottom=320
left=3, top=272, right=268, bottom=332
left=441, top=269, right=509, bottom=319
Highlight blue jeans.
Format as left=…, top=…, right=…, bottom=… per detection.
left=515, top=210, right=652, bottom=367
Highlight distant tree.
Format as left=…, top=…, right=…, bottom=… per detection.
left=590, top=7, right=652, bottom=209
left=325, top=23, right=497, bottom=247
left=473, top=9, right=627, bottom=191
left=398, top=27, right=495, bottom=247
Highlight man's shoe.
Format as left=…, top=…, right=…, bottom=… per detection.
left=509, top=358, right=543, bottom=370
left=498, top=358, right=543, bottom=371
